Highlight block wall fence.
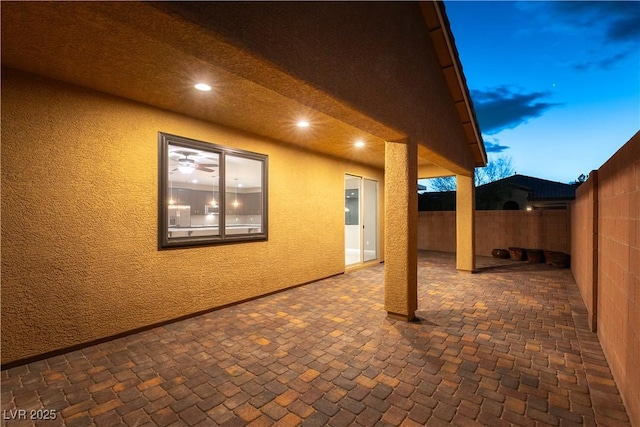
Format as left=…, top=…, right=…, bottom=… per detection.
left=417, top=209, right=570, bottom=257
left=570, top=131, right=640, bottom=427
left=419, top=132, right=639, bottom=425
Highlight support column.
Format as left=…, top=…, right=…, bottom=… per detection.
left=456, top=173, right=476, bottom=272
left=384, top=139, right=418, bottom=321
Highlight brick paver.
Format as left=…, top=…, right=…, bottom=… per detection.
left=1, top=251, right=631, bottom=426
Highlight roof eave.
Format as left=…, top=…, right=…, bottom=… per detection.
left=420, top=1, right=487, bottom=168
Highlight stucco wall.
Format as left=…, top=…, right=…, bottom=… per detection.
left=594, top=133, right=640, bottom=427
left=1, top=68, right=385, bottom=365
left=418, top=210, right=569, bottom=257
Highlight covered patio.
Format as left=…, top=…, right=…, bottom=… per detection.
left=1, top=252, right=630, bottom=426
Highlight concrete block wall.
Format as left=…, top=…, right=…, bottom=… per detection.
left=417, top=211, right=456, bottom=253
left=595, top=133, right=639, bottom=427
left=418, top=210, right=569, bottom=257
left=570, top=131, right=639, bottom=427
left=419, top=134, right=640, bottom=425
left=483, top=210, right=569, bottom=255
left=570, top=175, right=598, bottom=331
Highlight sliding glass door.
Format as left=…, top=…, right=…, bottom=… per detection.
left=363, top=178, right=378, bottom=262
left=345, top=174, right=378, bottom=266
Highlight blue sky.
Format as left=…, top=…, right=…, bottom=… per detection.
left=443, top=0, right=640, bottom=184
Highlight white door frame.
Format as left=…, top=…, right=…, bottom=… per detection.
left=344, top=174, right=378, bottom=267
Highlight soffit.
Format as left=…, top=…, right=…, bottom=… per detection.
left=1, top=1, right=404, bottom=169
left=2, top=1, right=482, bottom=174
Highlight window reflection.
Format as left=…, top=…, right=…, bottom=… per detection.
left=159, top=133, right=267, bottom=248
left=225, top=155, right=263, bottom=235
left=167, top=146, right=220, bottom=238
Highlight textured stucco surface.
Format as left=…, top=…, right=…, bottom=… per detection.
left=1, top=69, right=385, bottom=364
left=1, top=1, right=480, bottom=176
left=157, top=1, right=476, bottom=175
left=456, top=174, right=475, bottom=271
left=383, top=141, right=418, bottom=319
left=0, top=1, right=391, bottom=170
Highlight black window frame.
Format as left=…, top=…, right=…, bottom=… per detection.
left=158, top=132, right=268, bottom=249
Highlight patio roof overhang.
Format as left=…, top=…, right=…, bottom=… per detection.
left=1, top=1, right=484, bottom=173
left=420, top=1, right=487, bottom=170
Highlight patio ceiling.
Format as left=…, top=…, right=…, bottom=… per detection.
left=1, top=1, right=483, bottom=173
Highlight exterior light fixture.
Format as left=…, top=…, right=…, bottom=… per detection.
left=194, top=83, right=212, bottom=91
left=296, top=120, right=310, bottom=128
left=354, top=140, right=365, bottom=148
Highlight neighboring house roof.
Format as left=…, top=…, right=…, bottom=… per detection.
left=419, top=174, right=577, bottom=211
left=418, top=190, right=456, bottom=211
left=478, top=174, right=576, bottom=201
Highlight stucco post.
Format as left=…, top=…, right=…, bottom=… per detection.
left=456, top=173, right=476, bottom=272
left=384, top=139, right=418, bottom=321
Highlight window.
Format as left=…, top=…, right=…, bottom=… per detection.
left=158, top=132, right=267, bottom=249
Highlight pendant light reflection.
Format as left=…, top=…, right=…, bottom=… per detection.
left=232, top=178, right=240, bottom=208
left=209, top=173, right=217, bottom=208
left=168, top=171, right=175, bottom=206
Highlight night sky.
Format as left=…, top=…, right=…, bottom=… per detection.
left=444, top=0, right=640, bottom=184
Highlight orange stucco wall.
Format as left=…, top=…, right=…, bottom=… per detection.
left=591, top=133, right=639, bottom=427
left=1, top=68, right=385, bottom=365
left=384, top=141, right=418, bottom=319
left=418, top=210, right=570, bottom=256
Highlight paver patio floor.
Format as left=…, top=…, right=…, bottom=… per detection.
left=1, top=251, right=631, bottom=426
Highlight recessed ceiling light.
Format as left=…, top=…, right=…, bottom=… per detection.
left=354, top=140, right=365, bottom=148
left=194, top=83, right=212, bottom=91
left=192, top=179, right=199, bottom=183
left=296, top=120, right=310, bottom=128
